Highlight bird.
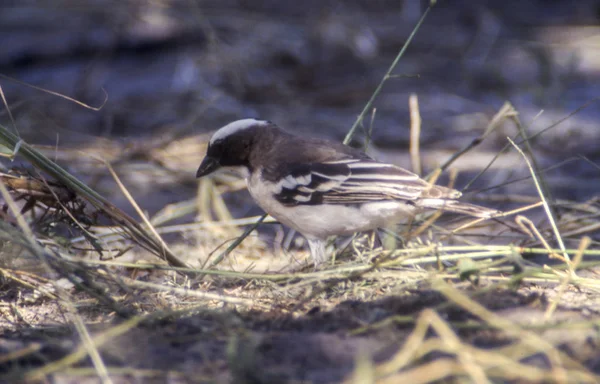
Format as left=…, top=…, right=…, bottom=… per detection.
left=196, top=118, right=499, bottom=266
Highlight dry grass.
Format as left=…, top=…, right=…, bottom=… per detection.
left=1, top=3, right=600, bottom=383
left=1, top=97, right=599, bottom=383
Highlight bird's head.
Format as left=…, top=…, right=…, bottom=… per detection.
left=196, top=118, right=272, bottom=178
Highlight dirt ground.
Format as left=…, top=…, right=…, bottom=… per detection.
left=1, top=1, right=600, bottom=383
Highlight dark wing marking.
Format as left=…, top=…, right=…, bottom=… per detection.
left=273, top=160, right=351, bottom=205
left=272, top=160, right=458, bottom=206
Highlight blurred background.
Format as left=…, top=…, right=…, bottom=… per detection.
left=1, top=0, right=600, bottom=216
left=3, top=3, right=600, bottom=381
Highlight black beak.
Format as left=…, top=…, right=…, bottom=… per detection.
left=196, top=156, right=220, bottom=178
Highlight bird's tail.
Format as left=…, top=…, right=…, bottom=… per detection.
left=417, top=199, right=500, bottom=219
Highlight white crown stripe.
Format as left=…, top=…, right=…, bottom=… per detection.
left=210, top=118, right=269, bottom=145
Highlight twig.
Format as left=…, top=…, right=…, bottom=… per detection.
left=507, top=137, right=571, bottom=268
left=343, top=2, right=435, bottom=145
left=409, top=93, right=422, bottom=175
left=0, top=73, right=107, bottom=112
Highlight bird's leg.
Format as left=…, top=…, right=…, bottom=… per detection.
left=307, top=239, right=327, bottom=267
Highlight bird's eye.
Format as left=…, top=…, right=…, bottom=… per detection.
left=210, top=140, right=224, bottom=153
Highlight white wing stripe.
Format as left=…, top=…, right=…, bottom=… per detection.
left=280, top=176, right=297, bottom=189
left=280, top=174, right=312, bottom=189
left=333, top=185, right=422, bottom=197
left=295, top=174, right=311, bottom=185
left=347, top=174, right=419, bottom=181
left=294, top=194, right=312, bottom=202
left=311, top=171, right=347, bottom=181
left=272, top=159, right=436, bottom=205
left=315, top=180, right=342, bottom=191
left=347, top=162, right=393, bottom=169
left=323, top=159, right=360, bottom=164
left=341, top=180, right=423, bottom=189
